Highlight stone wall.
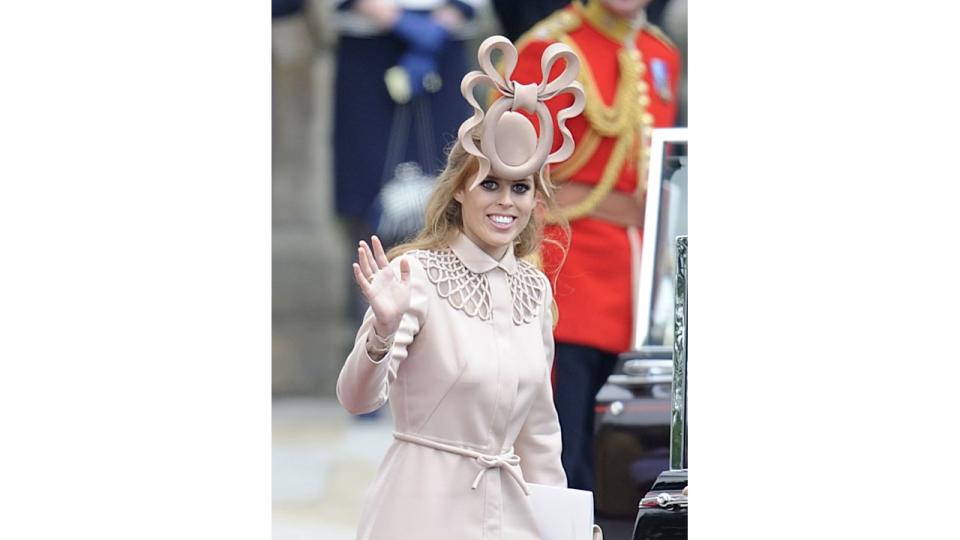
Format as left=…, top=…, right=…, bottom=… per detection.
left=273, top=4, right=351, bottom=397
left=272, top=2, right=502, bottom=397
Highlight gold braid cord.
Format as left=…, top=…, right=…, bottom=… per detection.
left=570, top=42, right=645, bottom=138
left=551, top=37, right=654, bottom=222
left=549, top=128, right=598, bottom=181
left=552, top=130, right=633, bottom=221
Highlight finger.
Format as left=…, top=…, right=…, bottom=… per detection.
left=399, top=257, right=411, bottom=283
left=360, top=240, right=380, bottom=272
left=357, top=246, right=374, bottom=279
left=371, top=235, right=390, bottom=269
left=352, top=263, right=372, bottom=295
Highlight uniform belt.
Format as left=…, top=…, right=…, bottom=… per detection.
left=393, top=432, right=530, bottom=495
left=554, top=181, right=645, bottom=228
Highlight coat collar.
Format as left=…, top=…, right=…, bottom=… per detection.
left=449, top=232, right=518, bottom=275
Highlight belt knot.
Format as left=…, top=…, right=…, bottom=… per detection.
left=394, top=432, right=530, bottom=495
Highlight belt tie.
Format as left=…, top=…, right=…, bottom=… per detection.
left=393, top=432, right=530, bottom=495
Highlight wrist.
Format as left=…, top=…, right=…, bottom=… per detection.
left=366, top=324, right=396, bottom=360
left=373, top=322, right=397, bottom=340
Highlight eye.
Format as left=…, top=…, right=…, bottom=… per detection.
left=512, top=183, right=532, bottom=194
left=480, top=179, right=499, bottom=191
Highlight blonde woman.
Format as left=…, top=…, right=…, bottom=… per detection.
left=336, top=36, right=587, bottom=539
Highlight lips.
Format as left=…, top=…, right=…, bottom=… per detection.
left=487, top=214, right=516, bottom=230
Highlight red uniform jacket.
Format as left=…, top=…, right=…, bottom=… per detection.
left=512, top=1, right=680, bottom=354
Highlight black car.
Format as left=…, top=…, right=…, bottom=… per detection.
left=633, top=469, right=688, bottom=539
left=633, top=234, right=687, bottom=540
left=591, top=128, right=688, bottom=535
left=594, top=346, right=673, bottom=517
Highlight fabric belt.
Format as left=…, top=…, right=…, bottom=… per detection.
left=393, top=432, right=530, bottom=495
left=554, top=181, right=645, bottom=228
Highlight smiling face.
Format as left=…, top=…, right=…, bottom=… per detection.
left=454, top=176, right=537, bottom=259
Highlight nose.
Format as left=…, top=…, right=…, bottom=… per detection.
left=497, top=187, right=514, bottom=207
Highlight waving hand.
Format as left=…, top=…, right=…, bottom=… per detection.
left=352, top=235, right=411, bottom=338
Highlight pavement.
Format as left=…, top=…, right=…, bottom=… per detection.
left=272, top=398, right=636, bottom=539
left=272, top=398, right=394, bottom=540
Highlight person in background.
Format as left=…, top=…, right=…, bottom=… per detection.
left=331, top=0, right=485, bottom=330
left=510, top=0, right=681, bottom=491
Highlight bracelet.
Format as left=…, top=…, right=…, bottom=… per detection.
left=366, top=327, right=396, bottom=357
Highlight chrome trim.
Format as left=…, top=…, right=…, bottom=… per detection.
left=639, top=493, right=689, bottom=510
left=613, top=358, right=674, bottom=386
left=609, top=401, right=624, bottom=416
left=607, top=374, right=673, bottom=386
left=669, top=235, right=688, bottom=470
left=622, top=359, right=673, bottom=376
left=650, top=383, right=672, bottom=400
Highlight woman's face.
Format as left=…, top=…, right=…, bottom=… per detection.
left=454, top=176, right=536, bottom=259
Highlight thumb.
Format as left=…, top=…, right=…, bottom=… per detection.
left=399, top=257, right=411, bottom=283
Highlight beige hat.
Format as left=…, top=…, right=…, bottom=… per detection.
left=458, top=36, right=585, bottom=195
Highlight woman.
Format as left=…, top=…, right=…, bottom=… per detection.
left=336, top=36, right=587, bottom=539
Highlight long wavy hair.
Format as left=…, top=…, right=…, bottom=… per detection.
left=386, top=138, right=571, bottom=271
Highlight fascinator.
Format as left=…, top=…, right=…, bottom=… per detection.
left=458, top=36, right=585, bottom=195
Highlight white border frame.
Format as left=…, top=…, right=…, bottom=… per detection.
left=633, top=127, right=688, bottom=350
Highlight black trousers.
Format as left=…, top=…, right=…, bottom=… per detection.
left=553, top=342, right=619, bottom=491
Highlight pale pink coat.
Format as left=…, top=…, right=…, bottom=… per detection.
left=337, top=233, right=566, bottom=539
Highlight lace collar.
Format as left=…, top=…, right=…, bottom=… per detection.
left=412, top=234, right=545, bottom=324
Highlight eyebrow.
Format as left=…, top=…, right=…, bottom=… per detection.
left=486, top=177, right=533, bottom=185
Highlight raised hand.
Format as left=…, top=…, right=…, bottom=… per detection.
left=352, top=235, right=411, bottom=338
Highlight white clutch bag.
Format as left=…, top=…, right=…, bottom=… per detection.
left=527, top=483, right=603, bottom=540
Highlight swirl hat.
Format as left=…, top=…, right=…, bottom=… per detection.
left=458, top=36, right=585, bottom=195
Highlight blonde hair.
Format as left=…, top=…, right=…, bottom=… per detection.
left=386, top=139, right=571, bottom=269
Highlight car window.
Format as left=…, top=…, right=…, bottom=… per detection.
left=640, top=134, right=688, bottom=348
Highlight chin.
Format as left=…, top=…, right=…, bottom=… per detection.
left=483, top=233, right=515, bottom=250
left=477, top=227, right=516, bottom=250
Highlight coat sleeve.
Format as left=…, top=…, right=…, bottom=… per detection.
left=336, top=255, right=429, bottom=415
left=514, top=276, right=567, bottom=487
